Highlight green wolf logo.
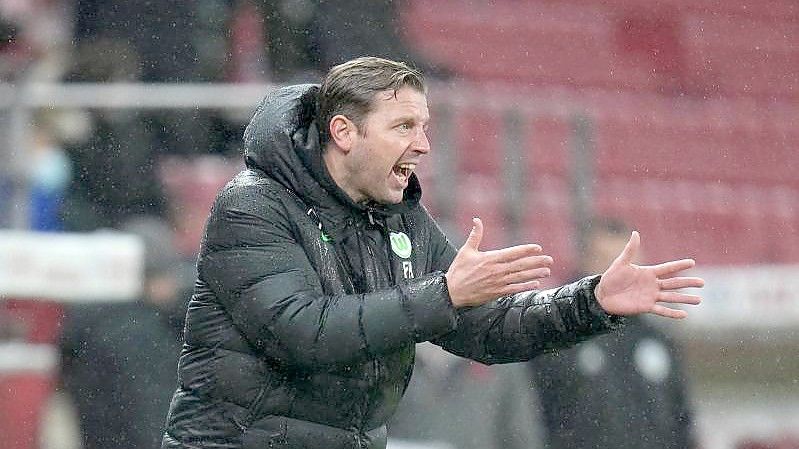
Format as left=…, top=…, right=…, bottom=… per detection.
left=389, top=232, right=412, bottom=259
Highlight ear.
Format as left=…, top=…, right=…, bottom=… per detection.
left=328, top=114, right=357, bottom=152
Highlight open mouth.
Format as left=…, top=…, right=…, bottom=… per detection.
left=392, top=162, right=416, bottom=184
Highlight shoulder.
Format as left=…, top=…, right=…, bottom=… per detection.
left=215, top=170, right=288, bottom=206
left=201, top=170, right=303, bottom=250
left=207, top=169, right=306, bottom=225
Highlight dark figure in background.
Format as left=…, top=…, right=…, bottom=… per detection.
left=63, top=1, right=235, bottom=230
left=72, top=0, right=229, bottom=83
left=259, top=0, right=448, bottom=82
left=160, top=57, right=703, bottom=449
left=529, top=217, right=698, bottom=449
left=60, top=216, right=188, bottom=449
left=387, top=342, right=543, bottom=449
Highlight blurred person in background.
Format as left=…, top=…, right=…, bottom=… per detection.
left=0, top=12, right=25, bottom=80
left=28, top=110, right=72, bottom=232
left=257, top=0, right=449, bottom=82
left=59, top=216, right=189, bottom=449
left=61, top=0, right=238, bottom=231
left=59, top=101, right=166, bottom=231
left=71, top=0, right=229, bottom=83
left=0, top=0, right=71, bottom=81
left=388, top=342, right=543, bottom=449
left=160, top=56, right=703, bottom=449
left=60, top=35, right=166, bottom=231
left=528, top=217, right=697, bottom=449
left=309, top=0, right=448, bottom=78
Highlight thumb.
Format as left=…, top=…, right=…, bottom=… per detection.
left=464, top=217, right=483, bottom=251
left=615, top=230, right=640, bottom=265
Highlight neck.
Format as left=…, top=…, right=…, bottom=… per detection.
left=322, top=145, right=366, bottom=204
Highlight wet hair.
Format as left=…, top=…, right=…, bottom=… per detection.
left=317, top=56, right=426, bottom=147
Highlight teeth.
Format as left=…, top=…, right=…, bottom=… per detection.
left=398, top=163, right=416, bottom=170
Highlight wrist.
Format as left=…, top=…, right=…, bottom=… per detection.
left=442, top=272, right=464, bottom=308
left=594, top=277, right=606, bottom=308
left=585, top=275, right=624, bottom=329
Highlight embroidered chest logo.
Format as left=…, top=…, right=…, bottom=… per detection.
left=389, top=232, right=412, bottom=259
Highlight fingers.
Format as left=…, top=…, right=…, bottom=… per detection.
left=657, top=291, right=702, bottom=305
left=512, top=255, right=554, bottom=272
left=489, top=243, right=543, bottom=262
left=464, top=217, right=484, bottom=251
left=496, top=252, right=553, bottom=282
left=650, top=304, right=688, bottom=319
left=615, top=231, right=640, bottom=265
left=503, top=266, right=552, bottom=284
left=652, top=258, right=695, bottom=276
left=500, top=280, right=542, bottom=296
left=658, top=276, right=705, bottom=290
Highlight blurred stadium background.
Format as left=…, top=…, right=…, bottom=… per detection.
left=0, top=0, right=797, bottom=448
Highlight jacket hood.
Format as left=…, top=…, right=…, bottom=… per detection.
left=243, top=84, right=421, bottom=218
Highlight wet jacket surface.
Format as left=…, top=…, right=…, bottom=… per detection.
left=161, top=84, right=621, bottom=449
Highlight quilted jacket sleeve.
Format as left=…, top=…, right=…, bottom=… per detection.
left=198, top=181, right=458, bottom=370
left=423, top=210, right=623, bottom=364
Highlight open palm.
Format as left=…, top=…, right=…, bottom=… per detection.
left=596, top=231, right=704, bottom=319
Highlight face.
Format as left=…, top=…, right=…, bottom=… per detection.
left=340, top=87, right=431, bottom=204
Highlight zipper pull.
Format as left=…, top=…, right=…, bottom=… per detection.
left=307, top=207, right=332, bottom=242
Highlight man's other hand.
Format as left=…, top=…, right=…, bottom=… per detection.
left=445, top=217, right=553, bottom=308
left=596, top=231, right=704, bottom=319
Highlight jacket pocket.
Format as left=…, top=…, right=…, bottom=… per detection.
left=242, top=415, right=288, bottom=448
left=242, top=415, right=378, bottom=449
left=242, top=385, right=267, bottom=428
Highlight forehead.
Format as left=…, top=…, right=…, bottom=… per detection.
left=369, top=87, right=429, bottom=121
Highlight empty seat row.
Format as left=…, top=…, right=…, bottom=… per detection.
left=402, top=0, right=799, bottom=99
left=428, top=89, right=799, bottom=189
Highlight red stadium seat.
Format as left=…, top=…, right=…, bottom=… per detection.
left=527, top=116, right=572, bottom=176
left=452, top=174, right=508, bottom=250
left=0, top=299, right=63, bottom=449
left=682, top=13, right=799, bottom=99
left=525, top=173, right=578, bottom=277
left=402, top=0, right=799, bottom=99
left=454, top=109, right=504, bottom=176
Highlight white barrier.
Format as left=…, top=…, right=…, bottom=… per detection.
left=0, top=231, right=143, bottom=302
left=0, top=342, right=58, bottom=373
left=688, top=264, right=799, bottom=329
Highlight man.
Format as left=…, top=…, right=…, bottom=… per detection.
left=161, top=57, right=703, bottom=449
left=61, top=216, right=187, bottom=449
left=529, top=217, right=698, bottom=449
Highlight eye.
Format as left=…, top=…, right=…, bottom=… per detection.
left=397, top=123, right=412, bottom=134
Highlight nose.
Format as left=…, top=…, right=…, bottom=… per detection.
left=413, top=129, right=431, bottom=154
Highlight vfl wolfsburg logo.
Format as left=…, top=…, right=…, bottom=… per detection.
left=389, top=232, right=412, bottom=259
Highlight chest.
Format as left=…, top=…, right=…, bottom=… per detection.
left=295, top=210, right=424, bottom=295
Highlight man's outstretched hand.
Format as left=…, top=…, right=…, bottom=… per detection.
left=596, top=231, right=704, bottom=319
left=445, top=218, right=553, bottom=308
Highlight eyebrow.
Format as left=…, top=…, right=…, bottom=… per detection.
left=391, top=114, right=430, bottom=126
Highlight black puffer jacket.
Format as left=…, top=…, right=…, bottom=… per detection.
left=161, top=84, right=620, bottom=449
